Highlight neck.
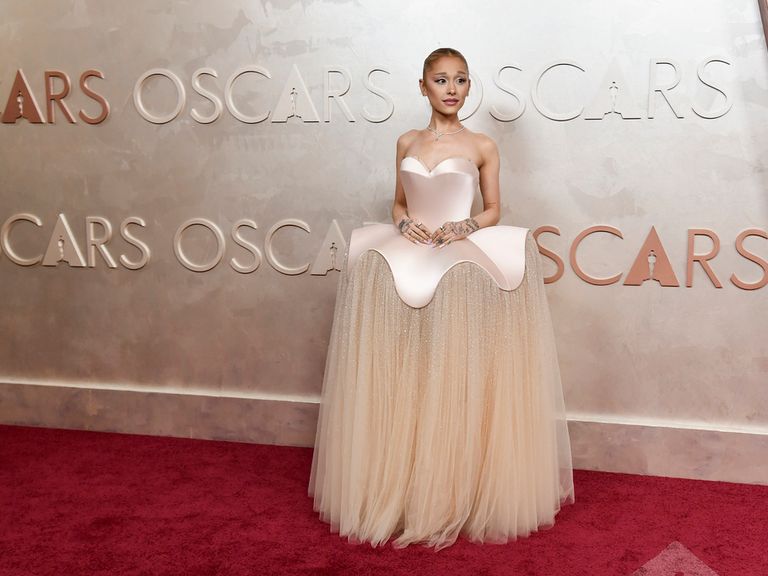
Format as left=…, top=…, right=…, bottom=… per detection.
left=428, top=112, right=461, bottom=133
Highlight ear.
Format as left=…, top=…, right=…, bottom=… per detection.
left=418, top=78, right=425, bottom=95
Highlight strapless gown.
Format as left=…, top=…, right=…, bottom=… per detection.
left=308, top=156, right=575, bottom=550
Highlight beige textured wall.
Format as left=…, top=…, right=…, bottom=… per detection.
left=1, top=0, right=767, bottom=483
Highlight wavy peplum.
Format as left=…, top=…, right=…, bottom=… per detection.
left=345, top=157, right=529, bottom=308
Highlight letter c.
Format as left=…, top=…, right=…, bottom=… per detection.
left=265, top=219, right=310, bottom=275
left=570, top=225, right=624, bottom=285
left=1, top=213, right=43, bottom=266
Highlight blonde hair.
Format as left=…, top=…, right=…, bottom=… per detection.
left=422, top=47, right=469, bottom=79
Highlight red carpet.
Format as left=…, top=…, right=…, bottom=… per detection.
left=0, top=424, right=766, bottom=575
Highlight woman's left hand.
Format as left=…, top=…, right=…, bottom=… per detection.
left=430, top=217, right=480, bottom=247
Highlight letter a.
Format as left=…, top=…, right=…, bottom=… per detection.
left=310, top=219, right=347, bottom=275
left=624, top=226, right=679, bottom=286
left=271, top=64, right=320, bottom=123
left=2, top=69, right=45, bottom=123
left=42, top=214, right=87, bottom=267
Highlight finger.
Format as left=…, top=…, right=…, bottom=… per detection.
left=417, top=224, right=434, bottom=241
left=411, top=228, right=429, bottom=244
left=432, top=226, right=446, bottom=240
left=416, top=222, right=432, bottom=234
left=437, top=233, right=456, bottom=247
left=412, top=227, right=431, bottom=242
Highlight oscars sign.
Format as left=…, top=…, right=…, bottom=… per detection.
left=2, top=213, right=766, bottom=291
left=2, top=57, right=765, bottom=290
left=1, top=57, right=732, bottom=125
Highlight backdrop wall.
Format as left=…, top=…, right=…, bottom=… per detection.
left=1, top=0, right=767, bottom=484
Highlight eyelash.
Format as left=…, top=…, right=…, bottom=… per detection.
left=435, top=78, right=466, bottom=84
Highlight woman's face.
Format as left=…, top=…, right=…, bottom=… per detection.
left=420, top=56, right=470, bottom=114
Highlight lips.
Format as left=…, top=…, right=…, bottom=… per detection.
left=443, top=99, right=459, bottom=104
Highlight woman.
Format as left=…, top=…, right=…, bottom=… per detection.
left=309, top=47, right=574, bottom=550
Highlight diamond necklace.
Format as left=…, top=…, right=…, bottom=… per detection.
left=426, top=123, right=465, bottom=141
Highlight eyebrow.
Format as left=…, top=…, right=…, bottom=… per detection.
left=431, top=70, right=468, bottom=76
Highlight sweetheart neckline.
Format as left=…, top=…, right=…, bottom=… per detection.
left=402, top=156, right=479, bottom=174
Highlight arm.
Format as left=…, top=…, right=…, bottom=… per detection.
left=392, top=132, right=432, bottom=243
left=473, top=135, right=502, bottom=228
left=431, top=135, right=502, bottom=246
left=391, top=133, right=410, bottom=227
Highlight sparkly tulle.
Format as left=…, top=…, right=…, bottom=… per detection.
left=308, top=232, right=575, bottom=550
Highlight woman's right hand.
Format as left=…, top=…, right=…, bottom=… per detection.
left=397, top=217, right=432, bottom=244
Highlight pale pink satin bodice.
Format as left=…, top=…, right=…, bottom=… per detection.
left=346, top=156, right=529, bottom=308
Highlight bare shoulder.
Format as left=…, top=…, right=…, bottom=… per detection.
left=467, top=130, right=499, bottom=167
left=472, top=131, right=498, bottom=156
left=396, top=129, right=421, bottom=154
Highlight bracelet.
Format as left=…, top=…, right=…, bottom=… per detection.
left=398, top=217, right=412, bottom=232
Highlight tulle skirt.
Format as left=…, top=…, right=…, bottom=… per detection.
left=308, top=232, right=575, bottom=550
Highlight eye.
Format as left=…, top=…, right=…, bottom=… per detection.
left=457, top=78, right=467, bottom=84
left=435, top=78, right=446, bottom=84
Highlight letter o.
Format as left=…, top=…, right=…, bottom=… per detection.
left=458, top=72, right=483, bottom=121
left=173, top=218, right=225, bottom=272
left=133, top=68, right=186, bottom=124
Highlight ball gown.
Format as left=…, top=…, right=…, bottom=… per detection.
left=308, top=155, right=575, bottom=550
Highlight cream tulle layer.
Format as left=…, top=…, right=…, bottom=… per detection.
left=308, top=233, right=575, bottom=550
